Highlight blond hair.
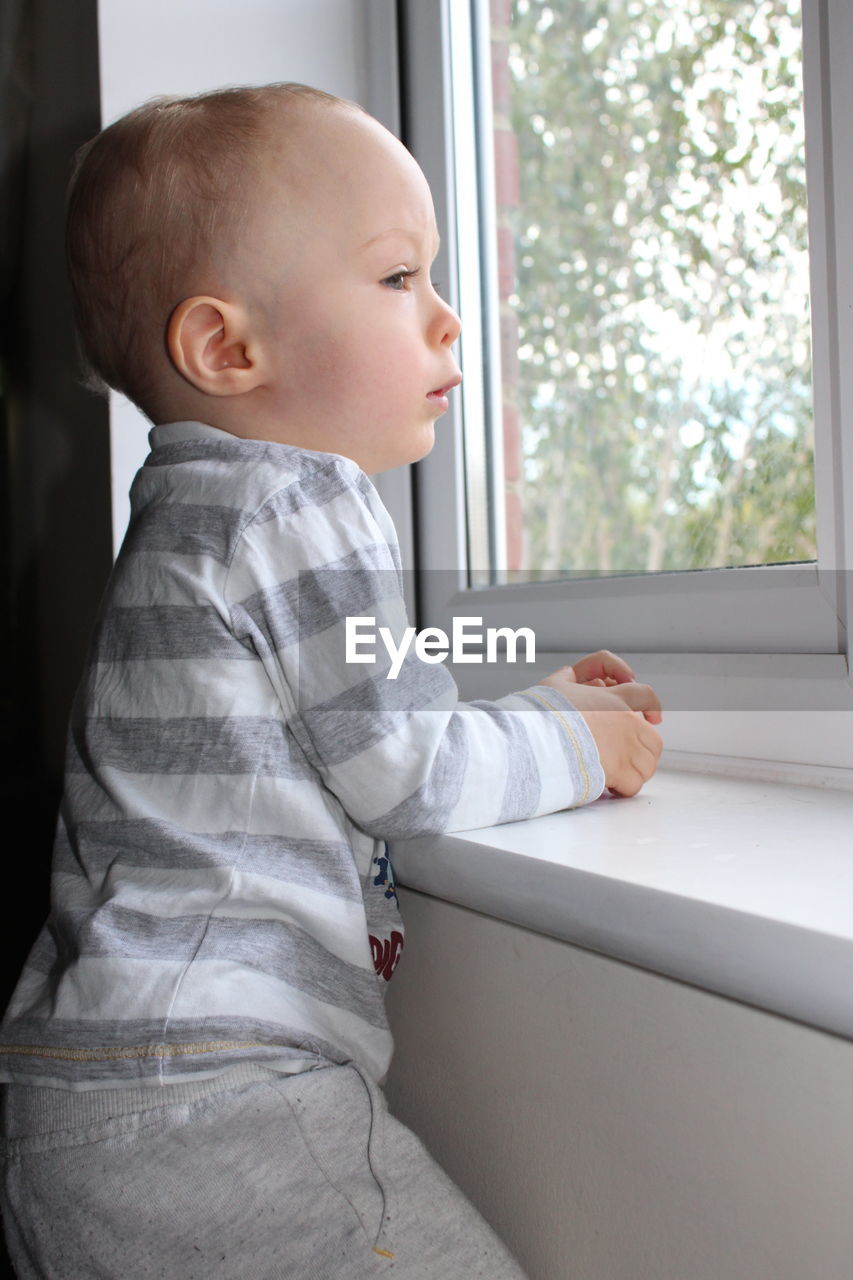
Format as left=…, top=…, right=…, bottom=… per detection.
left=66, top=83, right=352, bottom=415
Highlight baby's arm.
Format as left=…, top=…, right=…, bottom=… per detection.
left=538, top=663, right=662, bottom=798
left=228, top=463, right=655, bottom=834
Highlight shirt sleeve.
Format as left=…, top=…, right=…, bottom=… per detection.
left=225, top=456, right=605, bottom=838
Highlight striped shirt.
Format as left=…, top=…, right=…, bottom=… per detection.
left=0, top=422, right=604, bottom=1089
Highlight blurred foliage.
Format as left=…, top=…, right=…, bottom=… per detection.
left=497, top=0, right=815, bottom=572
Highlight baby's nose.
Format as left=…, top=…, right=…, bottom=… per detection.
left=437, top=297, right=461, bottom=345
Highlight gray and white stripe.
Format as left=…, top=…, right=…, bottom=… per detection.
left=0, top=422, right=603, bottom=1091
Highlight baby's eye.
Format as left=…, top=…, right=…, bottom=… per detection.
left=382, top=267, right=421, bottom=291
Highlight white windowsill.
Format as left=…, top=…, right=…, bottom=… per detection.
left=444, top=653, right=853, bottom=777
left=389, top=769, right=853, bottom=1040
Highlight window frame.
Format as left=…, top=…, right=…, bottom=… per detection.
left=393, top=0, right=853, bottom=774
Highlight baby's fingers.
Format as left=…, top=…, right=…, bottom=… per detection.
left=608, top=720, right=663, bottom=796
left=610, top=681, right=663, bottom=725
left=572, top=649, right=635, bottom=686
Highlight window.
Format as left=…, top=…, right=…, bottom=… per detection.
left=394, top=0, right=853, bottom=772
left=486, top=0, right=814, bottom=579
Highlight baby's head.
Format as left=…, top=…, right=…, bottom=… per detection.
left=68, top=83, right=461, bottom=472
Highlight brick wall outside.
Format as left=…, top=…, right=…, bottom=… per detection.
left=489, top=0, right=525, bottom=572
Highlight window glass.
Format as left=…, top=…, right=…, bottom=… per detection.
left=479, top=0, right=814, bottom=578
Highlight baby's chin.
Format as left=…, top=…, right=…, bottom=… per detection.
left=398, top=424, right=438, bottom=470
left=367, top=425, right=437, bottom=475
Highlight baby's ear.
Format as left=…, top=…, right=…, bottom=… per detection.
left=167, top=296, right=264, bottom=396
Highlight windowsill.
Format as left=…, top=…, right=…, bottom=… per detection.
left=389, top=769, right=853, bottom=1040
left=443, top=653, right=853, bottom=777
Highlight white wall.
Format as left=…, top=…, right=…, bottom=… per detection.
left=386, top=890, right=853, bottom=1280
left=96, top=0, right=391, bottom=550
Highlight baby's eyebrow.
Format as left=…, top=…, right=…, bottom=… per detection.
left=359, top=227, right=441, bottom=255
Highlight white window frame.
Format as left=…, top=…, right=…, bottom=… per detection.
left=392, top=0, right=853, bottom=778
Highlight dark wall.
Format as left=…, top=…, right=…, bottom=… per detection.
left=1, top=0, right=109, bottom=1014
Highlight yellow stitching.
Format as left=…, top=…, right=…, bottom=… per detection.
left=522, top=689, right=592, bottom=804
left=0, top=1041, right=267, bottom=1063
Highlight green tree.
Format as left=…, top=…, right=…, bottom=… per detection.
left=499, top=0, right=814, bottom=574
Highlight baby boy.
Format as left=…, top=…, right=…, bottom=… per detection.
left=0, top=84, right=661, bottom=1278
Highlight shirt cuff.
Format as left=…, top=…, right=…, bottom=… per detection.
left=501, top=684, right=606, bottom=811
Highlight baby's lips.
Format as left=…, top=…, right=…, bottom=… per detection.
left=429, top=372, right=462, bottom=398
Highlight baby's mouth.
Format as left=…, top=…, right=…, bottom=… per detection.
left=427, top=374, right=462, bottom=400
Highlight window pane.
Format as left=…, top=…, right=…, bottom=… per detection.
left=482, top=0, right=815, bottom=577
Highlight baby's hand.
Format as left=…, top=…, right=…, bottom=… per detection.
left=540, top=665, right=663, bottom=797
left=566, top=648, right=633, bottom=687
left=563, top=651, right=662, bottom=725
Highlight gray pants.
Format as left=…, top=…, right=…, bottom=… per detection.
left=1, top=1062, right=527, bottom=1278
